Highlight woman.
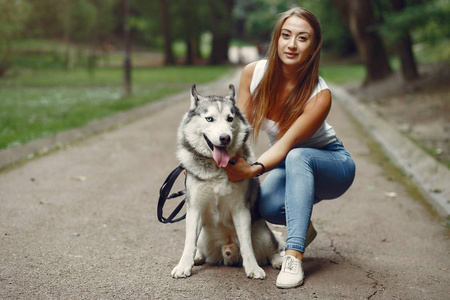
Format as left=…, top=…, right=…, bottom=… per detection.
left=225, top=7, right=356, bottom=289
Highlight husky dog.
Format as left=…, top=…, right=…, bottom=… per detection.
left=171, top=84, right=284, bottom=280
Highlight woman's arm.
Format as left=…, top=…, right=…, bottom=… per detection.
left=226, top=88, right=332, bottom=181
left=257, top=89, right=331, bottom=170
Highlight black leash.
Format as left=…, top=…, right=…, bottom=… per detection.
left=157, top=165, right=187, bottom=223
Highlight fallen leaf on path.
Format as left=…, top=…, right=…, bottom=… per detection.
left=430, top=187, right=442, bottom=193
left=385, top=191, right=397, bottom=198
left=72, top=176, right=87, bottom=181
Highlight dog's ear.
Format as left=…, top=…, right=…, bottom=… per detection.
left=226, top=84, right=235, bottom=103
left=190, top=84, right=199, bottom=109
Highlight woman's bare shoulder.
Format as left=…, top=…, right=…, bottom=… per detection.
left=242, top=61, right=259, bottom=78
left=240, top=61, right=261, bottom=89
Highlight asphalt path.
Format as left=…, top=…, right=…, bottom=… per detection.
left=1, top=69, right=449, bottom=299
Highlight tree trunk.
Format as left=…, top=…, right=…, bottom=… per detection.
left=185, top=36, right=202, bottom=66
left=334, top=0, right=392, bottom=84
left=159, top=0, right=175, bottom=65
left=210, top=34, right=231, bottom=65
left=185, top=39, right=193, bottom=65
left=179, top=0, right=202, bottom=65
left=124, top=0, right=131, bottom=96
left=208, top=0, right=234, bottom=65
left=390, top=0, right=419, bottom=81
left=193, top=37, right=201, bottom=62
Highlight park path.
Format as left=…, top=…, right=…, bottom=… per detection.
left=0, top=69, right=449, bottom=299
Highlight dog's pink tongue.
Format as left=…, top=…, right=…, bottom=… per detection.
left=213, top=146, right=230, bottom=168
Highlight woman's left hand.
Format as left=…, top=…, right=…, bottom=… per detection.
left=225, top=156, right=255, bottom=182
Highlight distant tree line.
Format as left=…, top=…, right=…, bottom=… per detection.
left=0, top=0, right=448, bottom=84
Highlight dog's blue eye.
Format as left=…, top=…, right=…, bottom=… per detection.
left=205, top=117, right=214, bottom=122
left=227, top=116, right=234, bottom=122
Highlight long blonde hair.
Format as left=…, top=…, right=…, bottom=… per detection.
left=248, top=7, right=322, bottom=140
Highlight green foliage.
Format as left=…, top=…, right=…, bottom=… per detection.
left=23, top=0, right=119, bottom=42
left=24, top=0, right=64, bottom=38
left=171, top=33, right=213, bottom=59
left=379, top=0, right=450, bottom=52
left=8, top=39, right=102, bottom=71
left=414, top=39, right=450, bottom=64
left=12, top=52, right=67, bottom=70
left=3, top=0, right=449, bottom=68
left=172, top=0, right=208, bottom=40
left=130, top=0, right=162, bottom=47
left=0, top=0, right=31, bottom=74
left=240, top=0, right=291, bottom=43
left=131, top=0, right=210, bottom=52
left=68, top=0, right=97, bottom=43
left=0, top=0, right=31, bottom=38
left=129, top=16, right=163, bottom=48
left=91, top=0, right=118, bottom=37
left=0, top=1, right=111, bottom=75
left=298, top=0, right=356, bottom=56
left=234, top=0, right=355, bottom=56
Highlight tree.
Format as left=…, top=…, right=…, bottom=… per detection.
left=172, top=0, right=207, bottom=65
left=0, top=0, right=31, bottom=76
left=378, top=0, right=450, bottom=79
left=208, top=0, right=235, bottom=65
left=159, top=0, right=176, bottom=65
left=299, top=0, right=357, bottom=57
left=124, top=0, right=131, bottom=95
left=242, top=0, right=291, bottom=51
left=20, top=0, right=119, bottom=70
left=333, top=0, right=392, bottom=83
left=388, top=0, right=418, bottom=80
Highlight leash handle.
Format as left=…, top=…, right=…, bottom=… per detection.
left=158, top=165, right=186, bottom=223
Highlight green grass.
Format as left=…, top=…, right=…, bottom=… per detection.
left=0, top=66, right=232, bottom=150
left=2, top=66, right=232, bottom=86
left=319, top=64, right=366, bottom=84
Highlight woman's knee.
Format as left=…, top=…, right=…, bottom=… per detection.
left=314, top=157, right=356, bottom=200
left=285, top=148, right=315, bottom=169
left=258, top=179, right=286, bottom=225
left=257, top=196, right=285, bottom=225
left=286, top=148, right=304, bottom=163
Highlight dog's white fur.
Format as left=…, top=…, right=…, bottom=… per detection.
left=171, top=84, right=284, bottom=279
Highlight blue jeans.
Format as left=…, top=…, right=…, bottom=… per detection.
left=258, top=140, right=355, bottom=253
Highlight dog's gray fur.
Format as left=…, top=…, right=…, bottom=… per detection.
left=171, top=84, right=284, bottom=279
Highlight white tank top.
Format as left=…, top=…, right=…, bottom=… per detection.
left=250, top=59, right=336, bottom=148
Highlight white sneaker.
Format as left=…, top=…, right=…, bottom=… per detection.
left=276, top=255, right=304, bottom=289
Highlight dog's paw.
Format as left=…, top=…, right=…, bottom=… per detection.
left=270, top=254, right=284, bottom=270
left=245, top=265, right=266, bottom=279
left=171, top=264, right=192, bottom=278
left=194, top=252, right=206, bottom=265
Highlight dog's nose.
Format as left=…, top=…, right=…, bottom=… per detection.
left=220, top=134, right=231, bottom=145
left=226, top=251, right=231, bottom=256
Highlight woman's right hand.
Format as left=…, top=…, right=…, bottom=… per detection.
left=225, top=156, right=260, bottom=181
